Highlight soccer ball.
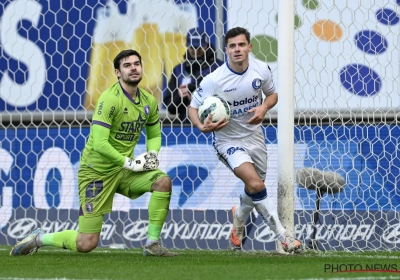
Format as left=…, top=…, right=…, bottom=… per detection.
left=198, top=96, right=231, bottom=123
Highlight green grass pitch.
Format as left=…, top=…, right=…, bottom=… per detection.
left=1, top=246, right=400, bottom=279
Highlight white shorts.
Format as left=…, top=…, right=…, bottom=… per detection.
left=213, top=128, right=268, bottom=180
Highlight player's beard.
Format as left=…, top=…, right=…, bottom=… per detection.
left=122, top=74, right=142, bottom=86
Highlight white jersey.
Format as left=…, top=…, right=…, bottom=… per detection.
left=190, top=56, right=276, bottom=140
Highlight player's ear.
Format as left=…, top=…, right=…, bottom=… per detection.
left=115, top=68, right=121, bottom=78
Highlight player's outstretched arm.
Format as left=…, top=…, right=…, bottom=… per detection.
left=188, top=106, right=228, bottom=133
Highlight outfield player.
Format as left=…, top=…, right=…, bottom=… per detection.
left=188, top=27, right=302, bottom=253
left=10, top=49, right=177, bottom=257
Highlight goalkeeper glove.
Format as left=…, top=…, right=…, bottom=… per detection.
left=123, top=151, right=159, bottom=172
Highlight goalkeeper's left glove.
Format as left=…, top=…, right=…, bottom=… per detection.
left=123, top=151, right=159, bottom=172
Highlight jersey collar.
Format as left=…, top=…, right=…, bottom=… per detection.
left=119, top=81, right=141, bottom=105
left=226, top=61, right=249, bottom=75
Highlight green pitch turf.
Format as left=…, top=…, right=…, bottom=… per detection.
left=1, top=246, right=400, bottom=280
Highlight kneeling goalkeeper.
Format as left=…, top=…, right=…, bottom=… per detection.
left=10, top=49, right=177, bottom=257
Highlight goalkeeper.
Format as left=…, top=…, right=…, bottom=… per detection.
left=10, top=49, right=177, bottom=257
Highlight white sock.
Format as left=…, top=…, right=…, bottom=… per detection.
left=36, top=234, right=43, bottom=247
left=236, top=189, right=254, bottom=221
left=145, top=239, right=158, bottom=247
left=251, top=188, right=286, bottom=237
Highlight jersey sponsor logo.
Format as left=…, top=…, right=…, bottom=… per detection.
left=97, top=101, right=104, bottom=115
left=8, top=218, right=38, bottom=239
left=229, top=96, right=259, bottom=116
left=223, top=88, right=237, bottom=93
left=115, top=133, right=135, bottom=141
left=119, top=115, right=146, bottom=133
left=226, top=147, right=245, bottom=155
left=108, top=106, right=115, bottom=119
left=144, top=105, right=150, bottom=115
left=232, top=96, right=258, bottom=107
left=252, top=79, right=262, bottom=89
left=231, top=103, right=258, bottom=116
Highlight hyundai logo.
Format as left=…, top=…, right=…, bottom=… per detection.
left=8, top=218, right=38, bottom=239
left=123, top=221, right=149, bottom=241
left=383, top=224, right=400, bottom=244
left=254, top=224, right=276, bottom=243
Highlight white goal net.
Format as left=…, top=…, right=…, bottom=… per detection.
left=0, top=0, right=399, bottom=251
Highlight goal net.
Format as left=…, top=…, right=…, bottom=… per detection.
left=0, top=0, right=399, bottom=251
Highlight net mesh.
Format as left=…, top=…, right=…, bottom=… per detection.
left=0, top=0, right=399, bottom=251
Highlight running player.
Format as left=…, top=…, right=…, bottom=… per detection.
left=188, top=27, right=302, bottom=253
left=10, top=49, right=177, bottom=257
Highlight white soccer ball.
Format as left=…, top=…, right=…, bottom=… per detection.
left=198, top=96, right=231, bottom=123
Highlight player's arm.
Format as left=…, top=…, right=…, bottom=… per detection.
left=247, top=64, right=278, bottom=125
left=91, top=94, right=126, bottom=166
left=262, top=92, right=278, bottom=111
left=246, top=93, right=278, bottom=125
left=141, top=100, right=161, bottom=170
left=92, top=123, right=157, bottom=171
left=188, top=81, right=228, bottom=133
left=145, top=113, right=161, bottom=154
left=92, top=123, right=125, bottom=166
left=188, top=106, right=227, bottom=133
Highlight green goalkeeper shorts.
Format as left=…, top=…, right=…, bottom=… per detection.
left=77, top=166, right=168, bottom=233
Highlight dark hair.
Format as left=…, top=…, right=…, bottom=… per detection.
left=113, top=49, right=142, bottom=70
left=224, top=27, right=251, bottom=46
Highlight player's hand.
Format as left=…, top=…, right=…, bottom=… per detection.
left=200, top=114, right=229, bottom=133
left=123, top=151, right=159, bottom=172
left=246, top=106, right=268, bottom=125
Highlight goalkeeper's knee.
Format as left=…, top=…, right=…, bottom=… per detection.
left=151, top=176, right=172, bottom=192
left=76, top=233, right=98, bottom=253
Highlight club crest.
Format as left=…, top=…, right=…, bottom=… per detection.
left=144, top=105, right=150, bottom=115
left=252, top=78, right=262, bottom=90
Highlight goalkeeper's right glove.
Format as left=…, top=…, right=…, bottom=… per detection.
left=123, top=152, right=159, bottom=172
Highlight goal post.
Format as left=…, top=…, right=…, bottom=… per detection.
left=277, top=0, right=295, bottom=251
left=1, top=0, right=400, bottom=252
